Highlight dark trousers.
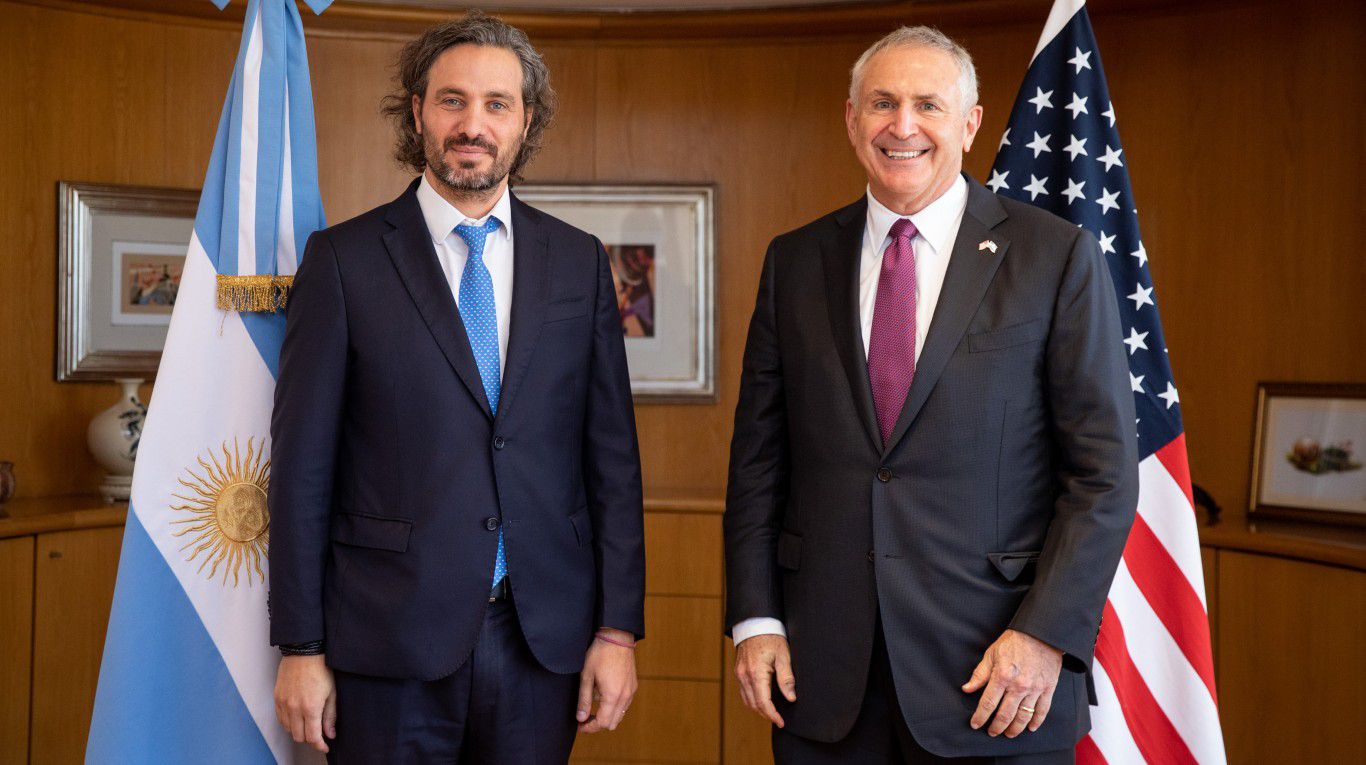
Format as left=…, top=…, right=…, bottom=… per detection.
left=327, top=595, right=580, bottom=764
left=773, top=623, right=1073, bottom=765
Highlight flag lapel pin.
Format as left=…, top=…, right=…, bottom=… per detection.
left=978, top=239, right=998, bottom=253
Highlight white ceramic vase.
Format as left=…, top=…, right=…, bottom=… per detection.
left=87, top=378, right=146, bottom=503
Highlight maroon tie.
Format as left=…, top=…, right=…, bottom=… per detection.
left=867, top=218, right=918, bottom=446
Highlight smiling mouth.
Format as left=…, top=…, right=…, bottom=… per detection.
left=881, top=148, right=929, bottom=160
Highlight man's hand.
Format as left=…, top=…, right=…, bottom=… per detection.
left=962, top=629, right=1063, bottom=738
left=577, top=628, right=639, bottom=733
left=274, top=654, right=337, bottom=753
left=734, top=634, right=797, bottom=728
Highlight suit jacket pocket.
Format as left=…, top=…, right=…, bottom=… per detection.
left=331, top=512, right=413, bottom=552
left=987, top=550, right=1041, bottom=582
left=545, top=296, right=589, bottom=323
left=776, top=531, right=802, bottom=570
left=968, top=319, right=1047, bottom=353
left=569, top=506, right=594, bottom=546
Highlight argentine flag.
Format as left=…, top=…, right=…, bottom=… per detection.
left=89, top=0, right=332, bottom=761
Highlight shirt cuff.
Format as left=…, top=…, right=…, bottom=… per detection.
left=732, top=617, right=787, bottom=645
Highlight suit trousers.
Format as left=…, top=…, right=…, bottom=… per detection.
left=773, top=620, right=1074, bottom=765
left=326, top=592, right=580, bottom=764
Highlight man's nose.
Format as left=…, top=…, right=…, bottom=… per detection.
left=889, top=106, right=919, bottom=139
left=453, top=108, right=486, bottom=141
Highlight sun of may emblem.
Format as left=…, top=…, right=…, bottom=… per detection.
left=171, top=437, right=271, bottom=586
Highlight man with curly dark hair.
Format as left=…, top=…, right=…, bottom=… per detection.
left=268, top=11, right=644, bottom=762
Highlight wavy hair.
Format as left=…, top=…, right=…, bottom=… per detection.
left=380, top=11, right=557, bottom=184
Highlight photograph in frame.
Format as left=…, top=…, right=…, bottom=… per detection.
left=514, top=184, right=714, bottom=400
left=57, top=182, right=198, bottom=381
left=1251, top=382, right=1366, bottom=527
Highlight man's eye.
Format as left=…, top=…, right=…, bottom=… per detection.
left=920, top=102, right=940, bottom=111
left=490, top=102, right=507, bottom=110
left=874, top=100, right=894, bottom=110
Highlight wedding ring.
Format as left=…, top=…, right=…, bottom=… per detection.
left=1019, top=705, right=1036, bottom=714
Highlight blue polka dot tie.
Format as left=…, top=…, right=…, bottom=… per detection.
left=454, top=217, right=507, bottom=587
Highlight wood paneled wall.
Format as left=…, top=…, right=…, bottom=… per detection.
left=3, top=0, right=1363, bottom=519
left=0, top=4, right=1363, bottom=761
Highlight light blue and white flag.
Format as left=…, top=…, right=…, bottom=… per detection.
left=89, top=0, right=332, bottom=761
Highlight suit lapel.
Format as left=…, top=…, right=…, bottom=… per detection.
left=882, top=178, right=1010, bottom=455
left=822, top=198, right=881, bottom=452
left=382, top=180, right=494, bottom=419
left=494, top=194, right=550, bottom=426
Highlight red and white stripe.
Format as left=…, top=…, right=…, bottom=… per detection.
left=1080, top=437, right=1226, bottom=764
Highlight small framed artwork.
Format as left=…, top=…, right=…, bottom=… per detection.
left=515, top=184, right=715, bottom=401
left=57, top=182, right=198, bottom=381
left=1250, top=382, right=1366, bottom=527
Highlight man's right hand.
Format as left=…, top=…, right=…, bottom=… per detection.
left=734, top=634, right=797, bottom=728
left=274, top=654, right=337, bottom=753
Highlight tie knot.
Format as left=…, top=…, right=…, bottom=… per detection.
left=454, top=217, right=502, bottom=257
left=889, top=217, right=918, bottom=241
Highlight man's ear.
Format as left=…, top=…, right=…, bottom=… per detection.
left=961, top=104, right=984, bottom=153
left=411, top=93, right=423, bottom=136
left=523, top=106, right=534, bottom=139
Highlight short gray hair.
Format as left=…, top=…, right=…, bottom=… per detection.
left=849, top=26, right=978, bottom=111
left=380, top=10, right=557, bottom=184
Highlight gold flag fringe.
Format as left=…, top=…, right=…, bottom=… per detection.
left=215, top=275, right=294, bottom=313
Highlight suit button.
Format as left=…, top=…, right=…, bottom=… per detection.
left=493, top=435, right=506, bottom=450
left=876, top=467, right=892, bottom=482
left=485, top=517, right=501, bottom=531
left=867, top=550, right=875, bottom=562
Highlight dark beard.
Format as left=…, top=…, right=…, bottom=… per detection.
left=425, top=133, right=519, bottom=195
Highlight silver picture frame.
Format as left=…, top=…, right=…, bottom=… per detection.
left=57, top=181, right=199, bottom=382
left=514, top=184, right=716, bottom=401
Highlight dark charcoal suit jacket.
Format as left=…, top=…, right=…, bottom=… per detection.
left=268, top=179, right=645, bottom=680
left=724, top=174, right=1139, bottom=756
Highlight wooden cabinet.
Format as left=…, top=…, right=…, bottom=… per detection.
left=572, top=505, right=726, bottom=763
left=0, top=537, right=35, bottom=765
left=29, top=528, right=123, bottom=764
left=1213, top=551, right=1366, bottom=765
left=4, top=496, right=1365, bottom=764
left=0, top=497, right=126, bottom=765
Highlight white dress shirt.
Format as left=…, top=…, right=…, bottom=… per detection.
left=731, top=175, right=971, bottom=646
left=416, top=174, right=515, bottom=379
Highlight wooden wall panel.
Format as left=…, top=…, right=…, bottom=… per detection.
left=645, top=512, right=722, bottom=597
left=0, top=537, right=35, bottom=765
left=571, top=678, right=720, bottom=763
left=1200, top=546, right=1218, bottom=665
left=591, top=41, right=868, bottom=495
left=639, top=594, right=721, bottom=681
left=30, top=527, right=123, bottom=764
left=2, top=0, right=1363, bottom=523
left=1216, top=552, right=1365, bottom=765
left=1075, top=0, right=1366, bottom=523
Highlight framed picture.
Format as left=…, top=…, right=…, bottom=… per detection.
left=515, top=184, right=715, bottom=400
left=57, top=182, right=198, bottom=381
left=1250, top=382, right=1366, bottom=527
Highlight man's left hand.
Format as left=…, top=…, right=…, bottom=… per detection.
left=577, top=628, right=639, bottom=733
left=961, top=628, right=1063, bottom=738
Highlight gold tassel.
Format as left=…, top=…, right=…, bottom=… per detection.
left=216, top=275, right=294, bottom=313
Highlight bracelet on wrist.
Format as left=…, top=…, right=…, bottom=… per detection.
left=279, top=640, right=325, bottom=656
left=594, top=631, right=636, bottom=650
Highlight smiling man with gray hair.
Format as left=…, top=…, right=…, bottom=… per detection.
left=724, top=25, right=1138, bottom=764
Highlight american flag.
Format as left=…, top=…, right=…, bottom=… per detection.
left=988, top=1, right=1226, bottom=762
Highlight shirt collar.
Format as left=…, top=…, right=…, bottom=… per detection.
left=864, top=173, right=969, bottom=257
left=416, top=173, right=514, bottom=244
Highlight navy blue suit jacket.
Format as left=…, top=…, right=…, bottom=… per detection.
left=268, top=179, right=645, bottom=679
